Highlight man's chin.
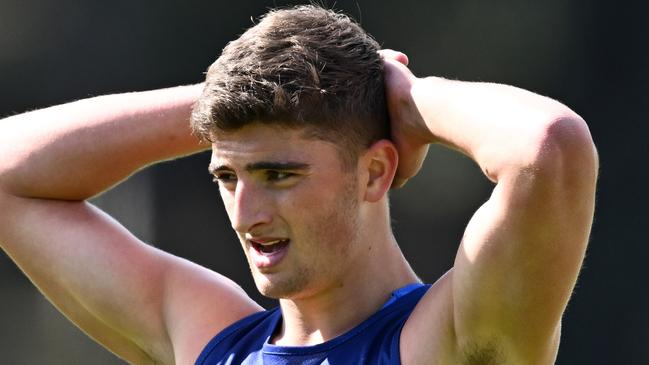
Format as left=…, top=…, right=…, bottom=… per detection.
left=253, top=272, right=307, bottom=300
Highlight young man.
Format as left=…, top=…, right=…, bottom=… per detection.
left=0, top=5, right=597, bottom=365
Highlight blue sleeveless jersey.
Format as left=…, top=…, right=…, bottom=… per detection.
left=195, top=283, right=430, bottom=365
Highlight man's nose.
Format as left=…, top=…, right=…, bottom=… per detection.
left=230, top=180, right=272, bottom=233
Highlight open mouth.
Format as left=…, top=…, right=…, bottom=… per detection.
left=247, top=237, right=291, bottom=268
left=250, top=239, right=290, bottom=255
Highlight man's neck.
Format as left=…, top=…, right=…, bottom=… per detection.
left=272, top=234, right=419, bottom=346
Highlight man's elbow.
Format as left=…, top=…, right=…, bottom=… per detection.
left=531, top=113, right=599, bottom=191
left=544, top=113, right=598, bottom=171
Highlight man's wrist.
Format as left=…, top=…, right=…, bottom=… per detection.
left=410, top=76, right=442, bottom=145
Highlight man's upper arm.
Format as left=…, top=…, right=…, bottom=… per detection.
left=403, top=117, right=598, bottom=364
left=0, top=192, right=262, bottom=364
left=452, top=118, right=598, bottom=361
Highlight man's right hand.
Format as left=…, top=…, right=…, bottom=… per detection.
left=380, top=50, right=433, bottom=188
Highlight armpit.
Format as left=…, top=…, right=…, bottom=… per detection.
left=461, top=340, right=506, bottom=365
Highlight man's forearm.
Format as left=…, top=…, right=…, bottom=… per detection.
left=411, top=77, right=594, bottom=181
left=0, top=84, right=207, bottom=200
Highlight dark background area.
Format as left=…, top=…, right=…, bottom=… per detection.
left=1, top=1, right=647, bottom=364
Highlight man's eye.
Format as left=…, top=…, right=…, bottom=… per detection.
left=266, top=171, right=294, bottom=181
left=212, top=173, right=237, bottom=184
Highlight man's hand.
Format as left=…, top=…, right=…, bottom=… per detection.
left=380, top=49, right=433, bottom=188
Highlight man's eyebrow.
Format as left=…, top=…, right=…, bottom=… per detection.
left=208, top=161, right=310, bottom=174
left=245, top=161, right=310, bottom=172
left=208, top=164, right=231, bottom=174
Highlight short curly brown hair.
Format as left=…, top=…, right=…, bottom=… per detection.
left=190, top=5, right=389, bottom=168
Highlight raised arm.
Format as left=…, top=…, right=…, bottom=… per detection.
left=0, top=85, right=205, bottom=199
left=383, top=53, right=598, bottom=364
left=0, top=86, right=262, bottom=364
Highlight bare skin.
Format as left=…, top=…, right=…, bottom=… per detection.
left=383, top=51, right=598, bottom=364
left=209, top=125, right=418, bottom=346
left=0, top=86, right=263, bottom=364
left=0, top=50, right=597, bottom=365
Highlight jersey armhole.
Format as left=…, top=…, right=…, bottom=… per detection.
left=194, top=308, right=277, bottom=365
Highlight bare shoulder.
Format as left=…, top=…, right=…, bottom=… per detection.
left=158, top=250, right=264, bottom=364
left=0, top=193, right=262, bottom=364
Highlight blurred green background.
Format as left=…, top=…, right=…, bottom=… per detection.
left=1, top=1, right=647, bottom=363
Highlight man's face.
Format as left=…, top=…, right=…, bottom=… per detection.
left=210, top=124, right=363, bottom=299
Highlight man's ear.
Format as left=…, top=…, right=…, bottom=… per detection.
left=361, top=139, right=399, bottom=203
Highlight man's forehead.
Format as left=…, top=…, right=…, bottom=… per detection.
left=210, top=127, right=308, bottom=157
left=210, top=144, right=306, bottom=170
left=208, top=125, right=340, bottom=170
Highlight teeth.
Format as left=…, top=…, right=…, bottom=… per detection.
left=254, top=239, right=283, bottom=246
left=251, top=239, right=289, bottom=255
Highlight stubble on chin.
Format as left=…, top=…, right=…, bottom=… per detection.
left=252, top=264, right=312, bottom=299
